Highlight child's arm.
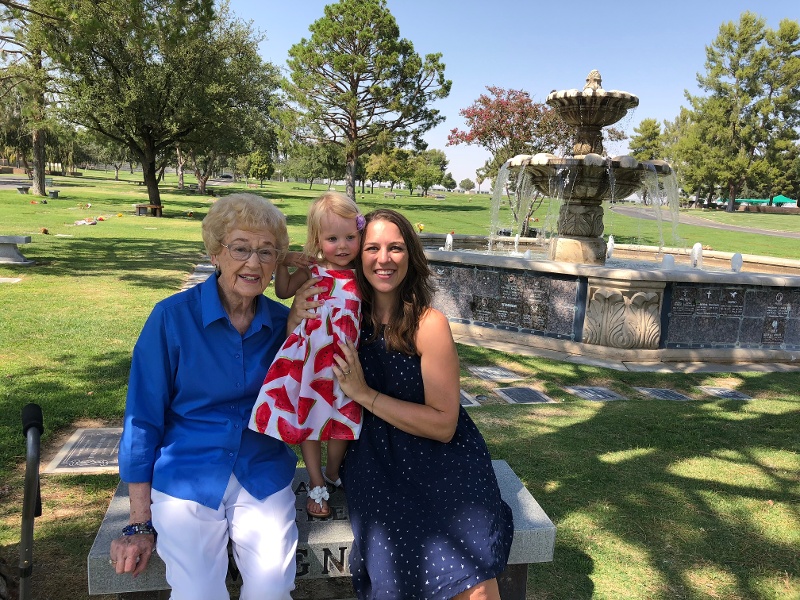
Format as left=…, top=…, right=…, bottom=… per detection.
left=274, top=252, right=313, bottom=299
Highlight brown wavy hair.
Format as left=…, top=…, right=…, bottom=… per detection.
left=356, top=209, right=434, bottom=355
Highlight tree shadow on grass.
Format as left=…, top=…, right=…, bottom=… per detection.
left=474, top=393, right=800, bottom=599
left=20, top=236, right=205, bottom=291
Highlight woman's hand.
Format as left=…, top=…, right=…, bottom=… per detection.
left=332, top=340, right=372, bottom=406
left=109, top=533, right=156, bottom=577
left=287, top=277, right=325, bottom=333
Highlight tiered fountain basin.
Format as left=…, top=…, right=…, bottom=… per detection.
left=509, top=153, right=672, bottom=203
left=422, top=243, right=800, bottom=365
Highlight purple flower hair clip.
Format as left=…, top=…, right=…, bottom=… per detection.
left=356, top=213, right=366, bottom=231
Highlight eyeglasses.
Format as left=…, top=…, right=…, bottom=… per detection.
left=222, top=243, right=278, bottom=264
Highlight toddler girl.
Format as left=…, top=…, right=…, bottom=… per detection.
left=249, top=191, right=363, bottom=518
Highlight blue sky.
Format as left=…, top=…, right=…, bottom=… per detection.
left=229, top=0, right=798, bottom=184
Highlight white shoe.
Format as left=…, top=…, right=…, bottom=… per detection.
left=323, top=472, right=343, bottom=488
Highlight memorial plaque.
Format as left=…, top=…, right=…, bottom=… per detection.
left=467, top=365, right=524, bottom=382
left=766, top=291, right=790, bottom=318
left=699, top=386, right=752, bottom=400
left=495, top=387, right=554, bottom=404
left=719, top=288, right=745, bottom=316
left=490, top=298, right=522, bottom=326
left=521, top=303, right=548, bottom=330
left=564, top=386, right=625, bottom=401
left=475, top=270, right=499, bottom=291
left=499, top=274, right=524, bottom=302
left=459, top=389, right=481, bottom=407
left=45, top=427, right=121, bottom=474
left=471, top=295, right=494, bottom=322
left=672, top=287, right=697, bottom=316
left=696, top=287, right=721, bottom=316
left=761, top=317, right=786, bottom=345
left=634, top=387, right=692, bottom=401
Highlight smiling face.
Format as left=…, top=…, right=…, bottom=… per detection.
left=360, top=219, right=409, bottom=300
left=213, top=228, right=278, bottom=307
left=318, top=213, right=360, bottom=269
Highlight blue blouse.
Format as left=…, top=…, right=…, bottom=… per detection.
left=119, top=274, right=297, bottom=509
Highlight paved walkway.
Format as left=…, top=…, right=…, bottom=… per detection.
left=610, top=205, right=800, bottom=239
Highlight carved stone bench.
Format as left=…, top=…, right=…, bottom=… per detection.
left=0, top=235, right=34, bottom=265
left=87, top=461, right=555, bottom=599
left=134, top=204, right=163, bottom=217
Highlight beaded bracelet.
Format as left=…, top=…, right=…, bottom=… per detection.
left=122, top=520, right=157, bottom=538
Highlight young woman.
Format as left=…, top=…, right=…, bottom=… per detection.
left=332, top=209, right=514, bottom=600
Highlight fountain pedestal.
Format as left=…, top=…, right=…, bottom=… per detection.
left=549, top=235, right=606, bottom=264
left=548, top=199, right=606, bottom=263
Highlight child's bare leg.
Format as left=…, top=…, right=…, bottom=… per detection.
left=301, top=440, right=329, bottom=516
left=324, top=439, right=348, bottom=483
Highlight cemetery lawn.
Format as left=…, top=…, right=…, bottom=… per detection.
left=0, top=173, right=798, bottom=599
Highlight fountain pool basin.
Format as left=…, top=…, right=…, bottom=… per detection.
left=425, top=246, right=800, bottom=365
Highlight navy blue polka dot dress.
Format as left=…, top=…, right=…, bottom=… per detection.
left=340, top=323, right=514, bottom=599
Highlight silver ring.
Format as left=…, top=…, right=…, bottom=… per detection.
left=343, top=370, right=351, bottom=376
left=109, top=559, right=117, bottom=565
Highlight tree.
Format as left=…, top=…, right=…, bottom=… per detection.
left=441, top=172, right=457, bottom=191
left=365, top=152, right=394, bottom=188
left=285, top=0, right=451, bottom=200
left=629, top=118, right=664, bottom=161
left=683, top=12, right=800, bottom=211
left=248, top=150, right=274, bottom=186
left=475, top=170, right=485, bottom=193
left=284, top=142, right=326, bottom=188
left=409, top=149, right=446, bottom=197
left=0, top=0, right=59, bottom=195
left=318, top=143, right=346, bottom=189
left=447, top=86, right=572, bottom=181
left=460, top=178, right=475, bottom=192
left=40, top=0, right=278, bottom=208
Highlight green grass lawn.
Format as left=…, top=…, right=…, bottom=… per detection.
left=0, top=172, right=798, bottom=599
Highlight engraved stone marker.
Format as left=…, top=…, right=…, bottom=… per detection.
left=467, top=365, right=524, bottom=382
left=460, top=389, right=481, bottom=407
left=766, top=291, right=790, bottom=318
left=634, top=387, right=692, bottom=401
left=495, top=387, right=555, bottom=404
left=719, top=288, right=745, bottom=316
left=564, top=386, right=625, bottom=401
left=762, top=318, right=786, bottom=345
left=696, top=287, right=721, bottom=316
left=699, top=386, right=752, bottom=400
left=45, top=427, right=122, bottom=474
left=672, top=286, right=696, bottom=316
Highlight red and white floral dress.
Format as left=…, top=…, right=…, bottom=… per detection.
left=249, top=265, right=362, bottom=444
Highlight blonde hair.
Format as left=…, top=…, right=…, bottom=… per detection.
left=305, top=191, right=361, bottom=258
left=202, top=193, right=289, bottom=261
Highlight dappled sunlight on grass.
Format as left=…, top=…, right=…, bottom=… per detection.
left=669, top=452, right=798, bottom=492
left=598, top=447, right=657, bottom=464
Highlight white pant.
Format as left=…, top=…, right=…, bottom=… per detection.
left=150, top=476, right=297, bottom=600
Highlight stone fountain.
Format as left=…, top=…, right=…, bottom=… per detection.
left=421, top=72, right=800, bottom=365
left=506, top=70, right=672, bottom=265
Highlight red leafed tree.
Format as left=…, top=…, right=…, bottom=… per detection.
left=447, top=86, right=571, bottom=180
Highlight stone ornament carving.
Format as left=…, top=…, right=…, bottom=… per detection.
left=584, top=70, right=602, bottom=90
left=559, top=204, right=604, bottom=237
left=583, top=287, right=662, bottom=349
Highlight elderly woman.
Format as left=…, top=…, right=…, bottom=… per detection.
left=111, top=193, right=320, bottom=600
